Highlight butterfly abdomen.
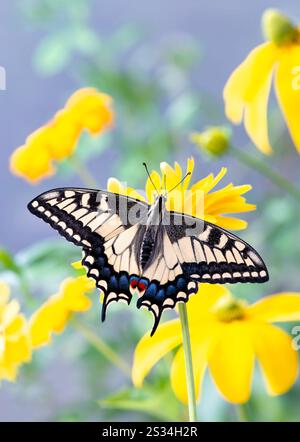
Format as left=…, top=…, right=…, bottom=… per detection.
left=140, top=231, right=155, bottom=269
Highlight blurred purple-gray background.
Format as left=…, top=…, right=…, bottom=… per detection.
left=1, top=0, right=300, bottom=422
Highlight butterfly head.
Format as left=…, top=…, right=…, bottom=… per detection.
left=143, top=162, right=191, bottom=200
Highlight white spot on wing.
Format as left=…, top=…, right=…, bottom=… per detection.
left=65, top=191, right=75, bottom=198
left=235, top=241, right=246, bottom=251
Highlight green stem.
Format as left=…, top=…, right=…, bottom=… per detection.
left=235, top=403, right=251, bottom=422
left=231, top=145, right=300, bottom=203
left=70, top=156, right=99, bottom=188
left=178, top=302, right=197, bottom=422
left=72, top=318, right=131, bottom=378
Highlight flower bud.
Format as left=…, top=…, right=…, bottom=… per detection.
left=190, top=126, right=230, bottom=157
left=262, top=9, right=298, bottom=45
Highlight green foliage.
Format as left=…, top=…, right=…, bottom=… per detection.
left=99, top=380, right=183, bottom=422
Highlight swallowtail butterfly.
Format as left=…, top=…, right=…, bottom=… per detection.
left=28, top=175, right=268, bottom=335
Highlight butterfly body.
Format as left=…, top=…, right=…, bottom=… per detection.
left=28, top=187, right=269, bottom=335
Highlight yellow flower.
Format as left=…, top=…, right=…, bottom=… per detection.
left=10, top=88, right=114, bottom=183
left=29, top=275, right=95, bottom=348
left=132, top=284, right=300, bottom=404
left=0, top=282, right=31, bottom=382
left=108, top=158, right=255, bottom=230
left=224, top=9, right=300, bottom=154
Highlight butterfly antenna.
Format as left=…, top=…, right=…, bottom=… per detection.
left=143, top=162, right=159, bottom=196
left=167, top=172, right=191, bottom=195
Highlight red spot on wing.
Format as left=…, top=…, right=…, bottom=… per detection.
left=130, top=279, right=138, bottom=289
left=138, top=282, right=147, bottom=292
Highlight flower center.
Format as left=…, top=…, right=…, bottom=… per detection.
left=212, top=295, right=247, bottom=322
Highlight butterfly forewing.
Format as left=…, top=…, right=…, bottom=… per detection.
left=167, top=211, right=269, bottom=284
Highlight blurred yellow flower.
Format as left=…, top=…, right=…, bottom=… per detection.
left=224, top=9, right=300, bottom=154
left=108, top=158, right=255, bottom=230
left=132, top=284, right=300, bottom=404
left=10, top=88, right=114, bottom=183
left=0, top=282, right=31, bottom=382
left=29, top=275, right=95, bottom=348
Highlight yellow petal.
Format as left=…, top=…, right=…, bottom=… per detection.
left=0, top=363, right=18, bottom=382
left=251, top=322, right=298, bottom=395
left=195, top=167, right=227, bottom=195
left=10, top=144, right=55, bottom=183
left=145, top=171, right=161, bottom=203
left=107, top=177, right=146, bottom=202
left=66, top=88, right=114, bottom=134
left=224, top=43, right=275, bottom=119
left=208, top=320, right=255, bottom=403
left=171, top=344, right=207, bottom=404
left=210, top=215, right=248, bottom=230
left=60, top=276, right=94, bottom=311
left=160, top=161, right=182, bottom=190
left=132, top=319, right=182, bottom=387
left=275, top=45, right=300, bottom=152
left=1, top=300, right=20, bottom=328
left=247, top=293, right=300, bottom=323
left=48, top=109, right=81, bottom=160
left=29, top=296, right=68, bottom=348
left=4, top=333, right=31, bottom=365
left=224, top=43, right=277, bottom=153
left=0, top=282, right=10, bottom=306
left=182, top=157, right=194, bottom=191
left=71, top=260, right=83, bottom=270
left=204, top=184, right=254, bottom=213
left=244, top=71, right=274, bottom=154
left=243, top=47, right=277, bottom=154
left=4, top=314, right=26, bottom=336
left=224, top=60, right=249, bottom=123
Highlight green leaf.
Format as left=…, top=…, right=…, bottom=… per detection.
left=166, top=92, right=201, bottom=128
left=17, top=239, right=77, bottom=270
left=109, top=25, right=146, bottom=53
left=0, top=248, right=21, bottom=275
left=33, top=33, right=72, bottom=75
left=72, top=27, right=100, bottom=55
left=163, top=37, right=200, bottom=70
left=99, top=381, right=183, bottom=421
